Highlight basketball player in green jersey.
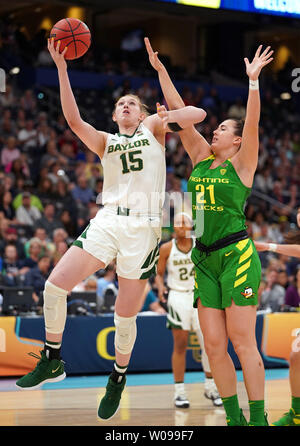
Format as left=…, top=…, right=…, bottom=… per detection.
left=146, top=37, right=273, bottom=426
left=255, top=208, right=300, bottom=426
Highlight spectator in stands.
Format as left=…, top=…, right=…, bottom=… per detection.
left=0, top=84, right=15, bottom=108
left=0, top=226, right=25, bottom=259
left=16, top=191, right=42, bottom=227
left=140, top=282, right=166, bottom=314
left=1, top=136, right=21, bottom=168
left=7, top=155, right=31, bottom=180
left=84, top=275, right=98, bottom=292
left=278, top=269, right=290, bottom=291
left=59, top=209, right=78, bottom=239
left=284, top=267, right=300, bottom=309
left=227, top=97, right=246, bottom=120
left=24, top=255, right=52, bottom=303
left=53, top=179, right=78, bottom=219
left=35, top=202, right=62, bottom=237
left=21, top=238, right=42, bottom=272
left=71, top=174, right=94, bottom=207
left=259, top=268, right=285, bottom=312
left=97, top=264, right=116, bottom=308
left=0, top=190, right=16, bottom=222
left=17, top=119, right=37, bottom=152
left=36, top=177, right=55, bottom=205
left=24, top=227, right=52, bottom=258
left=52, top=241, right=68, bottom=266
left=40, top=140, right=60, bottom=168
left=1, top=243, right=27, bottom=286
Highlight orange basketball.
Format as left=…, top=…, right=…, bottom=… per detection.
left=49, top=18, right=91, bottom=60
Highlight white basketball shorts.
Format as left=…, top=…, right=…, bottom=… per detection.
left=72, top=207, right=161, bottom=280
left=167, top=289, right=200, bottom=331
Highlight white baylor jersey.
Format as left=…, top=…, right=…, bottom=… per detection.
left=166, top=238, right=195, bottom=292
left=100, top=123, right=166, bottom=216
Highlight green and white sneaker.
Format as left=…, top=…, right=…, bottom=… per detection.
left=16, top=351, right=66, bottom=390
left=271, top=409, right=300, bottom=426
left=98, top=375, right=126, bottom=420
left=226, top=409, right=248, bottom=426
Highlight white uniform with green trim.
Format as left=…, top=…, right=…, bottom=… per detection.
left=166, top=238, right=199, bottom=330
left=166, top=237, right=210, bottom=371
left=73, top=122, right=165, bottom=280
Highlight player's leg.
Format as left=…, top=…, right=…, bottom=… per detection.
left=221, top=239, right=267, bottom=425
left=272, top=341, right=300, bottom=426
left=98, top=277, right=148, bottom=420
left=193, top=318, right=222, bottom=407
left=197, top=299, right=247, bottom=425
left=98, top=215, right=160, bottom=419
left=171, top=329, right=190, bottom=408
left=225, top=302, right=267, bottom=426
left=16, top=246, right=106, bottom=390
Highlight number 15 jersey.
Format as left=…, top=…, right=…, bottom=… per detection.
left=101, top=122, right=166, bottom=216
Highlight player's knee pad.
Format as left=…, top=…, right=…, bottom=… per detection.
left=114, top=313, right=137, bottom=355
left=43, top=280, right=68, bottom=334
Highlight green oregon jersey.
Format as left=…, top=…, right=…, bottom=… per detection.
left=187, top=155, right=251, bottom=246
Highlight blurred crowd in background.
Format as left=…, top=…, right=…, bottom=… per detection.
left=0, top=18, right=299, bottom=316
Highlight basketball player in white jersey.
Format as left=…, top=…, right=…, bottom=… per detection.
left=155, top=213, right=222, bottom=408
left=16, top=38, right=207, bottom=420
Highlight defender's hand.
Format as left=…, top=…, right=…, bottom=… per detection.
left=244, top=45, right=273, bottom=81
left=144, top=37, right=165, bottom=72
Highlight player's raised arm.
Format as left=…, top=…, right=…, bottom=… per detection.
left=235, top=45, right=273, bottom=179
left=144, top=37, right=211, bottom=165
left=47, top=38, right=107, bottom=158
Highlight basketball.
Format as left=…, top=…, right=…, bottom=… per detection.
left=49, top=18, right=91, bottom=60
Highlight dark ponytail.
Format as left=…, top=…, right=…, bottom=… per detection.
left=231, top=118, right=245, bottom=137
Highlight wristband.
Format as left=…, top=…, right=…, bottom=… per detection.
left=249, top=79, right=259, bottom=90
left=269, top=243, right=277, bottom=252
left=168, top=122, right=183, bottom=132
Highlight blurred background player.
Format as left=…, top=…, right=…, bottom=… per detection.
left=155, top=212, right=222, bottom=408
left=255, top=207, right=300, bottom=426
left=15, top=36, right=207, bottom=423
left=146, top=37, right=273, bottom=426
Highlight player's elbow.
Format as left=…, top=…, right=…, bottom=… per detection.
left=181, top=106, right=207, bottom=128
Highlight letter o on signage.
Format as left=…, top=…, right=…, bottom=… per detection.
left=96, top=327, right=115, bottom=360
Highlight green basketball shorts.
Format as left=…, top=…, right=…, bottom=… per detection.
left=192, top=238, right=261, bottom=310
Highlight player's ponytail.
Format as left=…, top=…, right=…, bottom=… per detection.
left=231, top=118, right=245, bottom=137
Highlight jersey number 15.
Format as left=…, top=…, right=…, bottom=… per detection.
left=120, top=150, right=143, bottom=174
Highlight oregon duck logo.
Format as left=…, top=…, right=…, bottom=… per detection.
left=241, top=287, right=255, bottom=298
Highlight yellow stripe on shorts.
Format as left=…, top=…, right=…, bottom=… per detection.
left=234, top=274, right=247, bottom=288
left=236, top=259, right=251, bottom=277
left=238, top=244, right=253, bottom=264
left=236, top=239, right=249, bottom=251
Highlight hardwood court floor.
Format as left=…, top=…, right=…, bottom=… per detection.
left=0, top=378, right=291, bottom=426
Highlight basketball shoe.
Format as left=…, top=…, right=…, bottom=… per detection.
left=271, top=409, right=300, bottom=426
left=174, top=382, right=190, bottom=408
left=204, top=378, right=223, bottom=407
left=226, top=409, right=248, bottom=426
left=98, top=375, right=126, bottom=420
left=16, top=351, right=66, bottom=390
